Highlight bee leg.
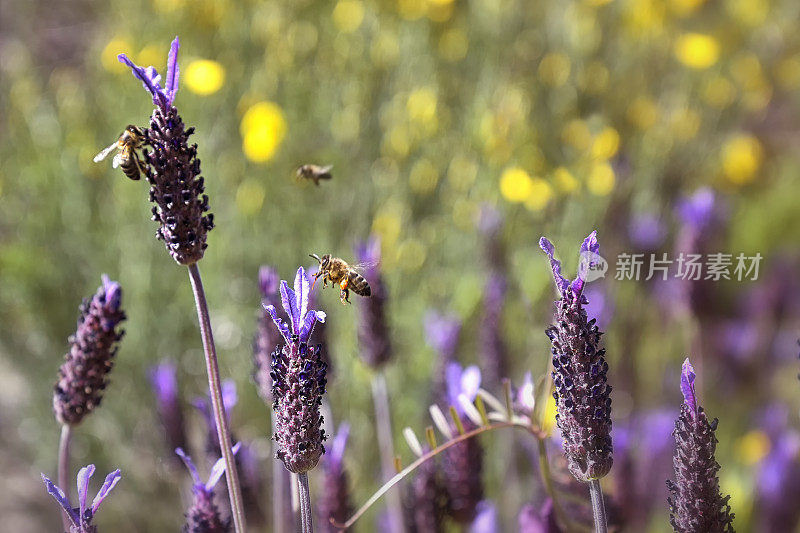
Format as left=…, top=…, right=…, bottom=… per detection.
left=311, top=271, right=322, bottom=291
left=339, top=288, right=350, bottom=305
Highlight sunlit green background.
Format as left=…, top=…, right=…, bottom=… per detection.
left=1, top=0, right=799, bottom=530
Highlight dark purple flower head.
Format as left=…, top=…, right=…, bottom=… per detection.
left=680, top=358, right=697, bottom=421
left=42, top=465, right=121, bottom=533
left=541, top=232, right=613, bottom=482
left=177, top=444, right=240, bottom=533
left=445, top=362, right=481, bottom=415
left=117, top=37, right=179, bottom=113
left=148, top=361, right=187, bottom=458
left=667, top=360, right=734, bottom=533
left=676, top=187, right=716, bottom=232
left=267, top=267, right=328, bottom=473
left=54, top=275, right=126, bottom=426
left=117, top=37, right=213, bottom=265
left=264, top=267, right=326, bottom=345
left=539, top=231, right=599, bottom=300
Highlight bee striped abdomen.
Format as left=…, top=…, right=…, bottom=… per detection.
left=348, top=271, right=371, bottom=296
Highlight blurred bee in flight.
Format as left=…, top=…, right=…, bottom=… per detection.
left=93, top=125, right=147, bottom=181
left=296, top=164, right=333, bottom=186
left=310, top=253, right=372, bottom=305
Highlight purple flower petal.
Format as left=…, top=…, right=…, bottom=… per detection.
left=90, top=469, right=121, bottom=515
left=680, top=358, right=697, bottom=419
left=176, top=447, right=202, bottom=486
left=165, top=36, right=180, bottom=106
left=518, top=372, right=535, bottom=412
left=424, top=311, right=461, bottom=356
left=299, top=309, right=324, bottom=344
left=329, top=422, right=350, bottom=466
left=460, top=365, right=482, bottom=402
left=295, top=267, right=309, bottom=329
left=148, top=361, right=178, bottom=403
left=221, top=379, right=238, bottom=416
left=280, top=281, right=300, bottom=334
left=572, top=231, right=599, bottom=295
left=264, top=304, right=291, bottom=342
left=676, top=187, right=716, bottom=231
left=470, top=501, right=498, bottom=533
left=42, top=474, right=80, bottom=525
left=101, top=274, right=122, bottom=310
left=206, top=442, right=241, bottom=491
left=76, top=464, right=95, bottom=519
left=446, top=362, right=463, bottom=407
left=117, top=54, right=168, bottom=111
left=539, top=237, right=569, bottom=296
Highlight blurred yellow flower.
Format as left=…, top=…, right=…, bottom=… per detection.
left=409, top=158, right=439, bottom=194
left=385, top=124, right=411, bottom=158
left=627, top=97, right=659, bottom=130
left=372, top=209, right=403, bottom=249
left=447, top=155, right=478, bottom=191
left=726, top=0, right=768, bottom=26
left=670, top=0, right=706, bottom=16
left=675, top=33, right=720, bottom=69
left=500, top=167, right=533, bottom=203
left=397, top=239, right=427, bottom=271
left=426, top=0, right=454, bottom=21
left=554, top=167, right=580, bottom=193
left=562, top=119, right=592, bottom=151
left=592, top=127, right=620, bottom=160
left=722, top=134, right=763, bottom=185
left=524, top=178, right=554, bottom=211
left=671, top=108, right=701, bottom=141
left=241, top=101, right=287, bottom=163
left=438, top=28, right=468, bottom=62
left=235, top=180, right=266, bottom=215
left=587, top=162, right=615, bottom=196
left=152, top=0, right=184, bottom=14
left=407, top=87, right=437, bottom=126
left=538, top=52, right=571, bottom=88
left=102, top=37, right=132, bottom=73
left=735, top=430, right=770, bottom=465
left=184, top=60, right=226, bottom=95
left=397, top=0, right=426, bottom=20
left=333, top=0, right=365, bottom=33
left=581, top=61, right=609, bottom=94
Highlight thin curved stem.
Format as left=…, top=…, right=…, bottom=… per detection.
left=536, top=437, right=574, bottom=532
left=298, top=472, right=313, bottom=533
left=187, top=264, right=246, bottom=533
left=371, top=372, right=404, bottom=533
left=57, top=424, right=72, bottom=533
left=589, top=479, right=608, bottom=533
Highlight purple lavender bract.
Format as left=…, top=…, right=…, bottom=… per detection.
left=118, top=37, right=214, bottom=265
left=265, top=267, right=328, bottom=474
left=540, top=232, right=613, bottom=482
left=253, top=266, right=282, bottom=403
left=177, top=445, right=241, bottom=533
left=148, top=361, right=187, bottom=458
left=42, top=465, right=121, bottom=533
left=318, top=423, right=353, bottom=531
left=666, top=359, right=734, bottom=533
left=54, top=275, right=126, bottom=426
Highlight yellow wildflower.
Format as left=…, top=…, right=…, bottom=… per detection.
left=241, top=101, right=287, bottom=163
left=675, top=33, right=719, bottom=69
left=333, top=0, right=365, bottom=33
left=500, top=167, right=533, bottom=203
left=722, top=134, right=763, bottom=185
left=184, top=60, right=225, bottom=95
left=587, top=162, right=615, bottom=196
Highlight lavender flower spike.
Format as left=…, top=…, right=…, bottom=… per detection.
left=42, top=466, right=121, bottom=533
left=148, top=361, right=187, bottom=457
left=177, top=444, right=242, bottom=533
left=266, top=267, right=328, bottom=473
left=54, top=275, right=126, bottom=426
left=541, top=232, right=613, bottom=482
left=319, top=423, right=353, bottom=531
left=442, top=362, right=484, bottom=524
left=118, top=37, right=214, bottom=265
left=667, top=358, right=734, bottom=532
left=355, top=236, right=392, bottom=369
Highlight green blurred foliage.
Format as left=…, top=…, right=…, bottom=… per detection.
left=1, top=0, right=799, bottom=530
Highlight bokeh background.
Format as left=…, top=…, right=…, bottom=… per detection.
left=1, top=0, right=799, bottom=530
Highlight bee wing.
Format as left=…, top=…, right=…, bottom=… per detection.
left=352, top=261, right=379, bottom=272
left=318, top=165, right=333, bottom=175
left=93, top=142, right=118, bottom=163
left=112, top=152, right=123, bottom=169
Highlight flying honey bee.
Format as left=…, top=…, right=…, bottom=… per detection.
left=310, top=254, right=372, bottom=305
left=296, top=164, right=333, bottom=186
left=93, top=125, right=147, bottom=181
